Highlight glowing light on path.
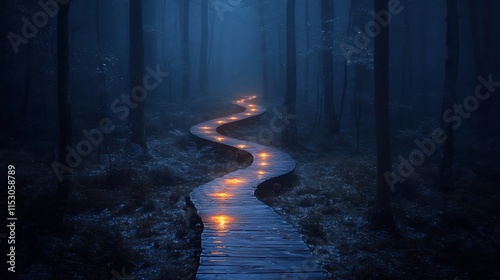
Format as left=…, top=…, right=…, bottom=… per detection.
left=236, top=144, right=247, bottom=149
left=225, top=178, right=244, bottom=185
left=229, top=116, right=238, bottom=120
left=258, top=152, right=269, bottom=159
left=216, top=137, right=225, bottom=142
left=210, top=192, right=232, bottom=199
left=216, top=120, right=225, bottom=124
left=211, top=215, right=232, bottom=232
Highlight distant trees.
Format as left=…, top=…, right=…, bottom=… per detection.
left=468, top=0, right=492, bottom=131
left=199, top=0, right=209, bottom=95
left=259, top=0, right=269, bottom=100
left=440, top=0, right=459, bottom=192
left=57, top=0, right=72, bottom=165
left=282, top=0, right=297, bottom=146
left=55, top=0, right=72, bottom=215
left=180, top=0, right=190, bottom=99
left=129, top=0, right=146, bottom=147
left=321, top=0, right=339, bottom=135
left=372, top=0, right=395, bottom=231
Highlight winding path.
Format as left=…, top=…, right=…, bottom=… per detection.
left=190, top=96, right=324, bottom=279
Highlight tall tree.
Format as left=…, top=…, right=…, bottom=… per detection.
left=303, top=0, right=310, bottom=104
left=130, top=0, right=146, bottom=147
left=259, top=0, right=269, bottom=100
left=199, top=0, right=208, bottom=95
left=468, top=0, right=492, bottom=131
left=372, top=0, right=395, bottom=231
left=55, top=0, right=72, bottom=216
left=282, top=0, right=297, bottom=146
left=440, top=0, right=459, bottom=192
left=180, top=0, right=190, bottom=99
left=20, top=41, right=33, bottom=123
left=57, top=1, right=72, bottom=165
left=321, top=0, right=339, bottom=135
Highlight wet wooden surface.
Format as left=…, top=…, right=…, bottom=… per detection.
left=190, top=96, right=324, bottom=279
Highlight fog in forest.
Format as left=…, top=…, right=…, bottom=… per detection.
left=0, top=0, right=499, bottom=279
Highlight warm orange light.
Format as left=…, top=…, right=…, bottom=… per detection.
left=216, top=120, right=225, bottom=124
left=236, top=144, right=247, bottom=149
left=244, top=113, right=252, bottom=116
left=250, top=108, right=257, bottom=112
left=216, top=137, right=224, bottom=142
left=211, top=215, right=232, bottom=231
left=225, top=178, right=244, bottom=185
left=257, top=170, right=266, bottom=175
left=200, top=126, right=211, bottom=130
left=210, top=192, right=232, bottom=199
left=260, top=162, right=268, bottom=166
left=258, top=152, right=269, bottom=159
left=229, top=116, right=238, bottom=120
left=248, top=104, right=255, bottom=107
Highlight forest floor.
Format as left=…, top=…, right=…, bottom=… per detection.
left=1, top=99, right=498, bottom=279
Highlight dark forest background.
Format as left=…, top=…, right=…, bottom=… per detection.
left=0, top=0, right=499, bottom=279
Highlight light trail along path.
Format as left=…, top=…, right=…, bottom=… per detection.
left=190, top=96, right=324, bottom=279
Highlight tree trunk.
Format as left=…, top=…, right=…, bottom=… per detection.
left=371, top=0, right=395, bottom=231
left=304, top=0, right=310, bottom=104
left=440, top=0, right=459, bottom=192
left=321, top=0, right=339, bottom=135
left=130, top=0, right=146, bottom=147
left=20, top=41, right=33, bottom=124
left=181, top=0, right=190, bottom=99
left=199, top=0, right=208, bottom=95
left=469, top=0, right=492, bottom=131
left=57, top=1, right=72, bottom=164
left=55, top=0, right=72, bottom=219
left=282, top=0, right=297, bottom=146
left=259, top=0, right=269, bottom=100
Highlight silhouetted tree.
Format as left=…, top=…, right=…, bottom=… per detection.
left=283, top=0, right=297, bottom=146
left=57, top=1, right=72, bottom=165
left=130, top=0, right=146, bottom=147
left=303, top=0, right=310, bottom=104
left=20, top=41, right=33, bottom=124
left=321, top=0, right=339, bottom=135
left=259, top=0, right=269, bottom=100
left=54, top=0, right=72, bottom=220
left=199, top=0, right=208, bottom=95
left=469, top=0, right=492, bottom=131
left=440, top=0, right=459, bottom=192
left=181, top=0, right=190, bottom=99
left=372, top=0, right=395, bottom=231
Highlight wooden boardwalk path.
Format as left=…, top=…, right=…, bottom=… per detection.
left=190, top=96, right=324, bottom=279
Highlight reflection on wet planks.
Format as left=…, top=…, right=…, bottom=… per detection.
left=190, top=96, right=324, bottom=279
